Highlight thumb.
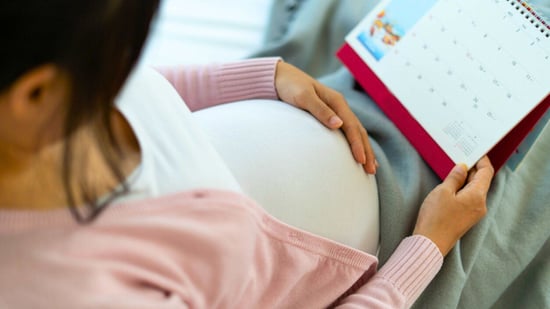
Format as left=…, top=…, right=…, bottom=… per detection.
left=442, top=164, right=468, bottom=192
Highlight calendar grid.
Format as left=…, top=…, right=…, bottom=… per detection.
left=346, top=0, right=550, bottom=167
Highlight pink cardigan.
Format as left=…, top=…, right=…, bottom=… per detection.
left=0, top=190, right=441, bottom=308
left=156, top=58, right=281, bottom=111
left=0, top=59, right=442, bottom=308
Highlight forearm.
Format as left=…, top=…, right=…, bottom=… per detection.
left=336, top=236, right=443, bottom=308
left=155, top=57, right=280, bottom=111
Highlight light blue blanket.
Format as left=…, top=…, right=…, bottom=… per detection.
left=251, top=1, right=550, bottom=307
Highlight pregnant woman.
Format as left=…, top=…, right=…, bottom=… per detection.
left=0, top=1, right=493, bottom=308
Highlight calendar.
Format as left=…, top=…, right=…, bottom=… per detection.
left=338, top=0, right=550, bottom=178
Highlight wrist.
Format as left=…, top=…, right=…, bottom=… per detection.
left=412, top=229, right=453, bottom=257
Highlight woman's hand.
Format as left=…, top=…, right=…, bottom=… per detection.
left=413, top=156, right=494, bottom=256
left=274, top=61, right=378, bottom=174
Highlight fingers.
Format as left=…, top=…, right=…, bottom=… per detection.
left=413, top=156, right=493, bottom=257
left=445, top=156, right=494, bottom=194
left=303, top=93, right=344, bottom=130
left=274, top=61, right=377, bottom=174
left=314, top=84, right=378, bottom=173
left=304, top=93, right=369, bottom=168
left=360, top=126, right=378, bottom=173
left=348, top=123, right=378, bottom=174
left=442, top=163, right=468, bottom=192
left=466, top=156, right=494, bottom=193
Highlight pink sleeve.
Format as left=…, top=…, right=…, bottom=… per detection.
left=155, top=57, right=281, bottom=111
left=336, top=236, right=443, bottom=308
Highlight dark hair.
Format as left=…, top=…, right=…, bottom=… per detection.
left=0, top=1, right=161, bottom=222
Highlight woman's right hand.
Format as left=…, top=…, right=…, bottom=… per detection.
left=413, top=156, right=494, bottom=256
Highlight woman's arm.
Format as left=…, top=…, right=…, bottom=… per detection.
left=155, top=57, right=280, bottom=112
left=337, top=235, right=442, bottom=308
left=337, top=157, right=494, bottom=308
left=156, top=58, right=378, bottom=173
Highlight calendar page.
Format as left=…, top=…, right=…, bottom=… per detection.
left=345, top=0, right=550, bottom=169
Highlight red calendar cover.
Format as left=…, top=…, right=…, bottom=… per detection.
left=337, top=0, right=550, bottom=179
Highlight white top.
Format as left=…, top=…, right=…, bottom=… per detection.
left=115, top=67, right=242, bottom=203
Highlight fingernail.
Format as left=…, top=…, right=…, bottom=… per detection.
left=370, top=159, right=378, bottom=174
left=360, top=151, right=367, bottom=165
left=454, top=163, right=468, bottom=175
left=328, top=115, right=343, bottom=127
left=374, top=159, right=379, bottom=168
left=370, top=162, right=377, bottom=174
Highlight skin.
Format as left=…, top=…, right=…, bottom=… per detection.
left=0, top=65, right=140, bottom=209
left=0, top=61, right=494, bottom=256
left=0, top=65, right=71, bottom=209
left=275, top=61, right=378, bottom=174
left=414, top=157, right=494, bottom=256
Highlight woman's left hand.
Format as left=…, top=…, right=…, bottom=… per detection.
left=274, top=61, right=378, bottom=174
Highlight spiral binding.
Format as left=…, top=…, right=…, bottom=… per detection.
left=506, top=0, right=550, bottom=38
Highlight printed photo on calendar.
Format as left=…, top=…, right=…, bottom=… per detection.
left=356, top=0, right=437, bottom=60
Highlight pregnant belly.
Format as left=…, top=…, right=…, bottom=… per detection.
left=194, top=99, right=379, bottom=254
